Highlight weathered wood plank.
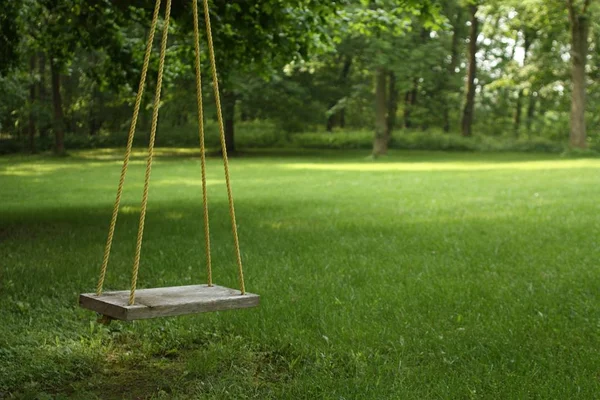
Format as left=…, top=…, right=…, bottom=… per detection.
left=79, top=284, right=259, bottom=321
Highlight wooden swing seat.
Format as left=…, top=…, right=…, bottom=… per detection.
left=82, top=0, right=258, bottom=324
left=79, top=284, right=259, bottom=321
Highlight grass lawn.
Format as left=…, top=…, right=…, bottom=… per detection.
left=1, top=148, right=600, bottom=399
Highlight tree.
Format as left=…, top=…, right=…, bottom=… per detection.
left=566, top=0, right=592, bottom=148
left=443, top=2, right=466, bottom=132
left=461, top=3, right=479, bottom=137
left=334, top=1, right=442, bottom=157
left=0, top=2, right=20, bottom=76
left=165, top=0, right=341, bottom=153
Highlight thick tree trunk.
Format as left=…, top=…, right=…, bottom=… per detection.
left=386, top=71, right=398, bottom=137
left=38, top=53, right=49, bottom=140
left=372, top=67, right=388, bottom=157
left=50, top=59, right=65, bottom=155
left=28, top=55, right=36, bottom=153
left=223, top=90, right=236, bottom=153
left=461, top=4, right=479, bottom=137
left=567, top=1, right=590, bottom=148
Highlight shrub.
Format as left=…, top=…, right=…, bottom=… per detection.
left=0, top=121, right=584, bottom=156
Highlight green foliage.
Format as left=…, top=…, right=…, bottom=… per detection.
left=0, top=119, right=573, bottom=155
left=290, top=129, right=566, bottom=153
left=0, top=0, right=599, bottom=153
left=0, top=1, right=20, bottom=75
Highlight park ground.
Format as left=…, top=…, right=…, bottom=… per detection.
left=1, top=149, right=600, bottom=399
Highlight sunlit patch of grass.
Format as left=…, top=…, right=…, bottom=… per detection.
left=1, top=149, right=600, bottom=398
left=153, top=178, right=225, bottom=187
left=74, top=147, right=204, bottom=161
left=282, top=158, right=600, bottom=172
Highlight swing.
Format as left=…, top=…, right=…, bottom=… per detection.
left=79, top=0, right=259, bottom=321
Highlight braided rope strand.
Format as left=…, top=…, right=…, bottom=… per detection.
left=96, top=0, right=162, bottom=295
left=192, top=0, right=213, bottom=286
left=202, top=0, right=246, bottom=294
left=129, top=0, right=172, bottom=305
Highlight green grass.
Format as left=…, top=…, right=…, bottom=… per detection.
left=1, top=148, right=600, bottom=399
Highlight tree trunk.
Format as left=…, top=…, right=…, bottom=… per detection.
left=372, top=67, right=388, bottom=157
left=386, top=71, right=398, bottom=137
left=443, top=8, right=462, bottom=133
left=403, top=79, right=418, bottom=129
left=50, top=59, right=65, bottom=155
left=89, top=84, right=101, bottom=136
left=403, top=91, right=412, bottom=129
left=62, top=73, right=75, bottom=134
left=223, top=90, right=236, bottom=153
left=240, top=105, right=250, bottom=122
left=326, top=56, right=353, bottom=131
left=326, top=104, right=336, bottom=132
left=461, top=4, right=479, bottom=137
left=339, top=56, right=352, bottom=130
left=526, top=92, right=536, bottom=133
left=514, top=31, right=533, bottom=136
left=38, top=53, right=49, bottom=140
left=28, top=55, right=36, bottom=153
left=567, top=1, right=590, bottom=148
left=514, top=90, right=523, bottom=136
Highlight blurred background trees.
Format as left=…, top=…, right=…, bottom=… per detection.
left=0, top=0, right=598, bottom=155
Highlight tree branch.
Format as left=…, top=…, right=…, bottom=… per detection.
left=583, top=0, right=592, bottom=15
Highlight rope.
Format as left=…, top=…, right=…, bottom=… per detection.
left=96, top=0, right=162, bottom=296
left=129, top=0, right=172, bottom=305
left=192, top=0, right=212, bottom=286
left=202, top=0, right=246, bottom=295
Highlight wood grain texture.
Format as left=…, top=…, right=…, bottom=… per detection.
left=79, top=284, right=259, bottom=321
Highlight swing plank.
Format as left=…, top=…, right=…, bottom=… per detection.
left=79, top=284, right=259, bottom=321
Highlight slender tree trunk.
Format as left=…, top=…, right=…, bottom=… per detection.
left=339, top=56, right=352, bottom=130
left=326, top=103, right=336, bottom=132
left=240, top=105, right=250, bottom=122
left=223, top=90, right=236, bottom=153
left=326, top=56, right=353, bottom=131
left=403, top=91, right=412, bottom=129
left=461, top=4, right=479, bottom=137
left=403, top=79, right=418, bottom=129
left=526, top=93, right=536, bottom=133
left=386, top=71, right=398, bottom=137
left=443, top=8, right=462, bottom=133
left=38, top=53, right=49, bottom=140
left=50, top=59, right=65, bottom=155
left=567, top=0, right=590, bottom=148
left=514, top=91, right=523, bottom=136
left=514, top=31, right=533, bottom=136
left=372, top=67, right=388, bottom=157
left=28, top=55, right=37, bottom=153
left=62, top=74, right=75, bottom=134
left=89, top=83, right=101, bottom=136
